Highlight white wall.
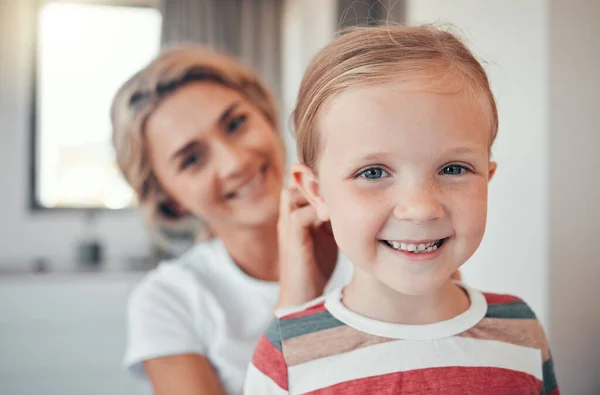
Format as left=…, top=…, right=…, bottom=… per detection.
left=281, top=0, right=338, bottom=163
left=0, top=0, right=151, bottom=267
left=549, top=1, right=600, bottom=393
left=0, top=274, right=151, bottom=395
left=406, top=0, right=550, bottom=326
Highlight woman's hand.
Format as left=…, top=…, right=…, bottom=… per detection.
left=276, top=183, right=338, bottom=308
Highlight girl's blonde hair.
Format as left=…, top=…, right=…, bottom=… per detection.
left=293, top=25, right=498, bottom=170
left=111, top=45, right=279, bottom=237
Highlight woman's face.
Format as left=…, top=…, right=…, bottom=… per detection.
left=145, top=82, right=285, bottom=233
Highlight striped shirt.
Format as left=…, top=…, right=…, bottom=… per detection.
left=244, top=285, right=559, bottom=395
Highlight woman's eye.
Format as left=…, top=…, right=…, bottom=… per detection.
left=440, top=164, right=469, bottom=176
left=226, top=115, right=247, bottom=134
left=181, top=153, right=201, bottom=169
left=359, top=167, right=389, bottom=180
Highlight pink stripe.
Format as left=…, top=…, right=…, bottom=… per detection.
left=484, top=292, right=522, bottom=304
left=251, top=335, right=288, bottom=390
left=304, top=367, right=542, bottom=394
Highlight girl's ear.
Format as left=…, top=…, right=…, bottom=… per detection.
left=488, top=161, right=497, bottom=182
left=291, top=163, right=330, bottom=221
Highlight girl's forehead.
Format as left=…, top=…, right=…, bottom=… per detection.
left=314, top=82, right=493, bottom=163
left=319, top=79, right=494, bottom=132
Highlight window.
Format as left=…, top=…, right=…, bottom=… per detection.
left=32, top=2, right=162, bottom=209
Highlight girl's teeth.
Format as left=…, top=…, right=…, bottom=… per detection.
left=387, top=240, right=442, bottom=253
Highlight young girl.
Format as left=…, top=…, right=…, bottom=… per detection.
left=244, top=25, right=559, bottom=394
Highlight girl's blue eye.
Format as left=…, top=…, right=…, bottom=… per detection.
left=360, top=167, right=389, bottom=180
left=440, top=164, right=469, bottom=175
left=227, top=115, right=247, bottom=133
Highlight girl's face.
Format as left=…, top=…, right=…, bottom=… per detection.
left=296, top=81, right=496, bottom=296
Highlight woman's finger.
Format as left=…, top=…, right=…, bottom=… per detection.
left=289, top=204, right=320, bottom=228
left=279, top=187, right=291, bottom=217
left=286, top=185, right=310, bottom=210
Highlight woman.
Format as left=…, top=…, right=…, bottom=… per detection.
left=111, top=46, right=352, bottom=395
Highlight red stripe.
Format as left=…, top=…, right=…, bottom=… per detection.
left=251, top=334, right=288, bottom=390
left=484, top=292, right=522, bottom=305
left=281, top=302, right=327, bottom=320
left=304, top=367, right=542, bottom=394
left=545, top=388, right=560, bottom=395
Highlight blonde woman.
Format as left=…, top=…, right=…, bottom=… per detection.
left=111, top=46, right=352, bottom=395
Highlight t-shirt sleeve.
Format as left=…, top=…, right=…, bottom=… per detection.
left=521, top=298, right=560, bottom=395
left=123, top=265, right=208, bottom=378
left=542, top=348, right=559, bottom=394
left=243, top=318, right=289, bottom=395
left=527, top=302, right=559, bottom=394
left=484, top=292, right=560, bottom=394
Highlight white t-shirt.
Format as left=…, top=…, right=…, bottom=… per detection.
left=123, top=237, right=352, bottom=395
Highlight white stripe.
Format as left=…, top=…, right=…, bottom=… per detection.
left=243, top=363, right=289, bottom=395
left=288, top=336, right=542, bottom=394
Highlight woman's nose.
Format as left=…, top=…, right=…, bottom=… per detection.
left=214, top=140, right=250, bottom=179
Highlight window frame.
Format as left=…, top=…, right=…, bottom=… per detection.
left=29, top=0, right=161, bottom=212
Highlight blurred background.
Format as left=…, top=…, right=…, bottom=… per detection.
left=0, top=0, right=598, bottom=394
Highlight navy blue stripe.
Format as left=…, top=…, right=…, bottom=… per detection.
left=542, top=352, right=558, bottom=394
left=265, top=318, right=283, bottom=352
left=279, top=311, right=346, bottom=341
left=485, top=301, right=537, bottom=319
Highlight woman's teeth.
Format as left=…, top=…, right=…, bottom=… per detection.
left=385, top=239, right=444, bottom=254
left=235, top=173, right=262, bottom=198
left=228, top=165, right=269, bottom=200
